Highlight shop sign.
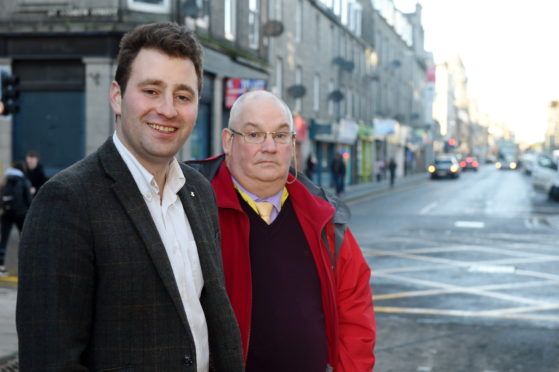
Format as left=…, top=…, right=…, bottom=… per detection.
left=309, top=119, right=332, bottom=139
left=294, top=116, right=308, bottom=142
left=373, top=118, right=397, bottom=137
left=358, top=125, right=373, bottom=141
left=48, top=8, right=118, bottom=17
left=224, top=78, right=267, bottom=108
left=338, top=119, right=359, bottom=144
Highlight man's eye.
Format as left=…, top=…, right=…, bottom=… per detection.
left=144, top=89, right=157, bottom=95
left=176, top=95, right=190, bottom=102
left=275, top=132, right=288, bottom=139
left=247, top=132, right=260, bottom=138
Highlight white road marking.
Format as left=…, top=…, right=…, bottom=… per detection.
left=417, top=367, right=432, bottom=372
left=455, top=220, right=485, bottom=228
left=420, top=202, right=438, bottom=215
left=468, top=265, right=516, bottom=274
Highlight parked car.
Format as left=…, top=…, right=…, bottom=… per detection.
left=531, top=153, right=559, bottom=200
left=520, top=151, right=537, bottom=175
left=428, top=156, right=461, bottom=179
left=460, top=156, right=479, bottom=171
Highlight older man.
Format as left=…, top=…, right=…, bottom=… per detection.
left=188, top=90, right=376, bottom=371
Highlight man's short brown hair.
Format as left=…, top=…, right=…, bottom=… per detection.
left=114, top=22, right=204, bottom=95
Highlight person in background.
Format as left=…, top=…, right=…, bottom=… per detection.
left=375, top=159, right=384, bottom=182
left=0, top=160, right=32, bottom=275
left=24, top=151, right=48, bottom=195
left=16, top=22, right=243, bottom=371
left=305, top=152, right=317, bottom=181
left=388, top=157, right=397, bottom=187
left=188, top=90, right=376, bottom=371
left=331, top=152, right=346, bottom=196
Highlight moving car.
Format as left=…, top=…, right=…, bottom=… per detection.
left=460, top=156, right=479, bottom=171
left=496, top=155, right=517, bottom=170
left=428, top=156, right=461, bottom=179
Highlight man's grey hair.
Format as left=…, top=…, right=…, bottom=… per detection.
left=228, top=90, right=294, bottom=131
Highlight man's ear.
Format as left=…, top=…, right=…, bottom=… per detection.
left=109, top=81, right=122, bottom=116
left=222, top=128, right=233, bottom=155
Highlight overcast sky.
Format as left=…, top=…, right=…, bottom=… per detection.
left=395, top=0, right=559, bottom=144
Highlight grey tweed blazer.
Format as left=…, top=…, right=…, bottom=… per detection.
left=16, top=137, right=244, bottom=372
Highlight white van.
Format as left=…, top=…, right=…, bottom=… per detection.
left=531, top=153, right=559, bottom=200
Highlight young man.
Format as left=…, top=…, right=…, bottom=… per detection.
left=24, top=151, right=47, bottom=195
left=188, top=91, right=376, bottom=371
left=16, top=23, right=243, bottom=371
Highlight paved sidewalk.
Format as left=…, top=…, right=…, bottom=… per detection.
left=0, top=281, right=17, bottom=371
left=0, top=172, right=429, bottom=366
left=333, top=172, right=429, bottom=203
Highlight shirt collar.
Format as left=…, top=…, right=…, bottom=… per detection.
left=112, top=132, right=185, bottom=200
left=231, top=176, right=287, bottom=214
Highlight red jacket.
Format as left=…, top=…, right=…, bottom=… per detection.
left=188, top=156, right=376, bottom=371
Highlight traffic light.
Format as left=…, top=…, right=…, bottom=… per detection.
left=444, top=138, right=457, bottom=153
left=1, top=72, right=20, bottom=115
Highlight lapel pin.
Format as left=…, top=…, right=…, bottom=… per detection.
left=190, top=191, right=195, bottom=197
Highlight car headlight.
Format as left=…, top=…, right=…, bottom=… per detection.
left=450, top=165, right=459, bottom=172
left=496, top=162, right=502, bottom=169
left=428, top=165, right=436, bottom=173
left=510, top=162, right=517, bottom=169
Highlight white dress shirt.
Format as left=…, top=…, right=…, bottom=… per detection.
left=113, top=133, right=209, bottom=371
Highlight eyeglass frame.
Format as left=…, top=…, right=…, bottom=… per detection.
left=228, top=128, right=296, bottom=144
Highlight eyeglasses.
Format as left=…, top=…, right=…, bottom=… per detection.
left=229, top=128, right=295, bottom=144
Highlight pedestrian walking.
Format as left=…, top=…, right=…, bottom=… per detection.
left=331, top=152, right=346, bottom=196
left=388, top=157, right=397, bottom=187
left=24, top=151, right=48, bottom=195
left=188, top=90, right=376, bottom=371
left=16, top=22, right=243, bottom=371
left=305, top=152, right=317, bottom=181
left=375, top=159, right=384, bottom=182
left=0, top=160, right=32, bottom=274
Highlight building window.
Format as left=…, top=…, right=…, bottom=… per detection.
left=127, top=0, right=170, bottom=13
left=341, top=0, right=349, bottom=25
left=331, top=24, right=335, bottom=60
left=328, top=79, right=334, bottom=116
left=295, top=66, right=302, bottom=112
left=316, top=14, right=320, bottom=50
left=248, top=0, right=260, bottom=49
left=353, top=2, right=362, bottom=36
left=184, top=0, right=210, bottom=29
left=333, top=0, right=341, bottom=17
left=296, top=0, right=303, bottom=43
left=347, top=88, right=352, bottom=118
left=225, top=0, right=236, bottom=41
left=269, top=0, right=282, bottom=20
left=275, top=57, right=283, bottom=99
left=313, top=73, right=320, bottom=112
left=339, top=88, right=345, bottom=117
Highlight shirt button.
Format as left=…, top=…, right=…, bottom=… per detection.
left=183, top=355, right=193, bottom=367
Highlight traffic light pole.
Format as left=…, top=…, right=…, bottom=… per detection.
left=0, top=71, right=20, bottom=116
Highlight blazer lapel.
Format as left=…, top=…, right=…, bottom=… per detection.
left=177, top=178, right=217, bottom=282
left=97, top=138, right=191, bottom=333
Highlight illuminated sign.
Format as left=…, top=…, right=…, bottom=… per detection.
left=224, top=78, right=267, bottom=108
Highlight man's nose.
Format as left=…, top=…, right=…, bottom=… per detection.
left=260, top=133, right=278, bottom=151
left=156, top=94, right=178, bottom=118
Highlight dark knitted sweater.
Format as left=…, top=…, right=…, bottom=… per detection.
left=240, top=196, right=328, bottom=372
